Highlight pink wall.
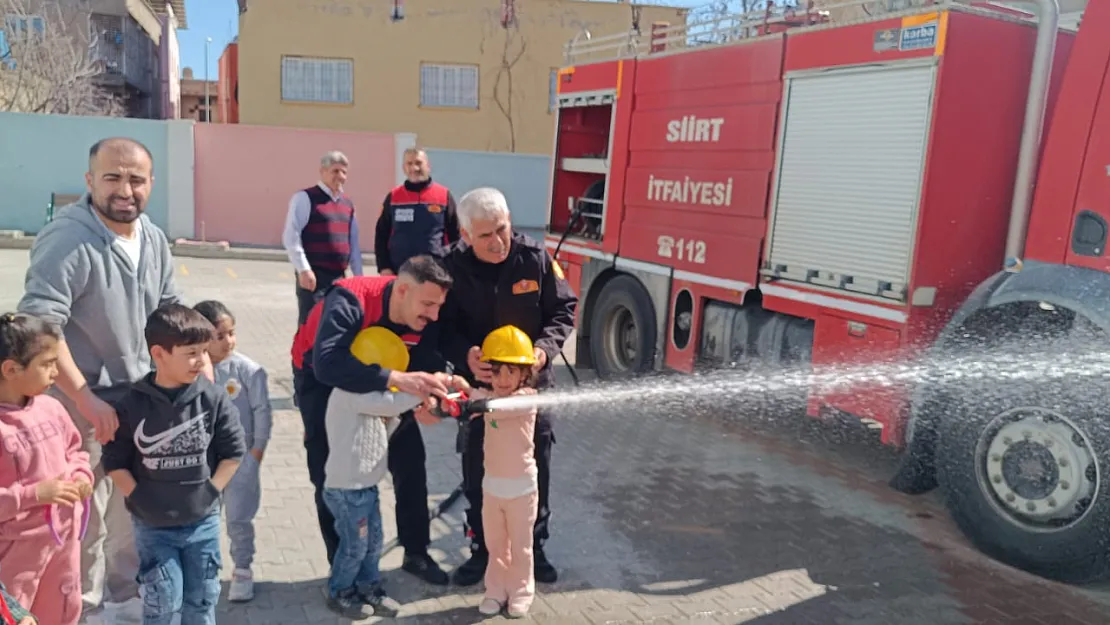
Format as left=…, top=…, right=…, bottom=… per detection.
left=193, top=123, right=396, bottom=250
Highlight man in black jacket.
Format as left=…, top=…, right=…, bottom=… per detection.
left=438, top=187, right=578, bottom=586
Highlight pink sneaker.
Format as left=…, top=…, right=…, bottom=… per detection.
left=506, top=599, right=532, bottom=619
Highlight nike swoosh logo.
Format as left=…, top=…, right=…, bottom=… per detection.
left=134, top=412, right=208, bottom=456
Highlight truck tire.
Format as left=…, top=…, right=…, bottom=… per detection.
left=936, top=380, right=1110, bottom=583
left=589, top=274, right=657, bottom=379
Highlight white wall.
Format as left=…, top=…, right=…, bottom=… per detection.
left=165, top=120, right=196, bottom=240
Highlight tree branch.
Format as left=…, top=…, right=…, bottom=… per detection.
left=491, top=26, right=526, bottom=152
left=0, top=0, right=125, bottom=116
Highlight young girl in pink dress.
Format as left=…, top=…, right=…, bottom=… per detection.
left=0, top=312, right=92, bottom=625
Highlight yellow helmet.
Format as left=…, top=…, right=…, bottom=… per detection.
left=480, top=325, right=536, bottom=365
left=349, top=326, right=410, bottom=371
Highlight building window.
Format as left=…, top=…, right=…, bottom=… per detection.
left=549, top=68, right=558, bottom=113
left=420, top=63, right=479, bottom=109
left=281, top=56, right=353, bottom=104
left=3, top=14, right=45, bottom=40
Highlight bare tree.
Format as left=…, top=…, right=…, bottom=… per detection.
left=0, top=0, right=126, bottom=115
left=477, top=5, right=527, bottom=153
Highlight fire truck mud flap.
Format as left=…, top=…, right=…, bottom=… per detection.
left=895, top=260, right=1110, bottom=583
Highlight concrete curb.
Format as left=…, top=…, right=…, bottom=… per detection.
left=0, top=233, right=377, bottom=265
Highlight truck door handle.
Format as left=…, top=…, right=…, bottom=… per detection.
left=1071, top=210, right=1107, bottom=257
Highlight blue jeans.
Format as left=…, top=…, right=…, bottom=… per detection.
left=322, top=486, right=384, bottom=599
left=132, top=512, right=222, bottom=625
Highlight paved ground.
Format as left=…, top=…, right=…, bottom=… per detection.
left=3, top=248, right=1110, bottom=625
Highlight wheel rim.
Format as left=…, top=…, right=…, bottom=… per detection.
left=974, top=407, right=1100, bottom=532
left=601, top=305, right=638, bottom=372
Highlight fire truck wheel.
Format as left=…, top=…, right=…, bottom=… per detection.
left=589, top=274, right=658, bottom=379
left=935, top=383, right=1110, bottom=583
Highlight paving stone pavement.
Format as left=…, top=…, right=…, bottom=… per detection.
left=4, top=249, right=1110, bottom=624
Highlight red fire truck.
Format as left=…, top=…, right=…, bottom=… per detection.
left=544, top=0, right=1108, bottom=583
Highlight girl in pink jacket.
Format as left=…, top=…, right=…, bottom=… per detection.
left=469, top=325, right=543, bottom=619
left=0, top=313, right=93, bottom=625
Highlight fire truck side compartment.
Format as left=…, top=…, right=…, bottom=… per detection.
left=754, top=10, right=1077, bottom=443
left=620, top=38, right=784, bottom=291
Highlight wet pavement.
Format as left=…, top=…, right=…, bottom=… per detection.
left=1, top=248, right=1109, bottom=624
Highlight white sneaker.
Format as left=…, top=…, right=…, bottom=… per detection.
left=478, top=598, right=502, bottom=616
left=228, top=568, right=255, bottom=602
left=102, top=597, right=143, bottom=625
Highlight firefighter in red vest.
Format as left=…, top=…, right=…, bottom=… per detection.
left=373, top=147, right=460, bottom=275
left=283, top=150, right=365, bottom=325
left=290, top=255, right=455, bottom=582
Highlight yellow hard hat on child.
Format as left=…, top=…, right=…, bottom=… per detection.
left=480, top=325, right=536, bottom=365
left=350, top=326, right=410, bottom=371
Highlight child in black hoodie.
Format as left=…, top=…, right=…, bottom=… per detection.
left=102, top=304, right=246, bottom=625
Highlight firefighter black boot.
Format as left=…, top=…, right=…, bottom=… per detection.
left=534, top=545, right=558, bottom=583
left=452, top=547, right=488, bottom=587
left=402, top=551, right=449, bottom=586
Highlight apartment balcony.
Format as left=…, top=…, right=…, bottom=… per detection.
left=89, top=12, right=157, bottom=95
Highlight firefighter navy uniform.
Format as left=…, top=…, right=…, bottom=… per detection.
left=374, top=178, right=460, bottom=273
left=438, top=231, right=578, bottom=586
left=290, top=275, right=448, bottom=584
left=368, top=178, right=461, bottom=586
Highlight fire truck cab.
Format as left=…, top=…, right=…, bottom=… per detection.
left=544, top=0, right=1110, bottom=583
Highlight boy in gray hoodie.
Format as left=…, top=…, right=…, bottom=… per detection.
left=322, top=385, right=414, bottom=619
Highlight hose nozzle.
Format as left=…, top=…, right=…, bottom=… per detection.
left=430, top=391, right=490, bottom=420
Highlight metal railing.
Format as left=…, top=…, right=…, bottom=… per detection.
left=562, top=0, right=1031, bottom=65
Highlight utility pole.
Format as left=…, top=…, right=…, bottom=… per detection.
left=204, top=37, right=212, bottom=122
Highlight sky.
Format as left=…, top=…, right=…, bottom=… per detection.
left=177, top=0, right=239, bottom=79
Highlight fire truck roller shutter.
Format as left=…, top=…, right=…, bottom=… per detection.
left=588, top=273, right=659, bottom=379
left=766, top=61, right=937, bottom=300
left=900, top=260, right=1110, bottom=583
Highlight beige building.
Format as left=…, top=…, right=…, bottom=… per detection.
left=235, top=0, right=686, bottom=153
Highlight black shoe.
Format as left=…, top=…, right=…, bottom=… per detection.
left=535, top=547, right=558, bottom=584
left=402, top=552, right=449, bottom=586
left=452, top=549, right=488, bottom=587
left=326, top=592, right=374, bottom=619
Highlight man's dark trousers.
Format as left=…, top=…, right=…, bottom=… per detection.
left=295, top=268, right=345, bottom=326
left=388, top=414, right=432, bottom=555
left=293, top=366, right=432, bottom=564
left=292, top=366, right=340, bottom=563
left=461, top=411, right=554, bottom=549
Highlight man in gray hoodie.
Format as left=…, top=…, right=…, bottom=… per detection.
left=17, top=137, right=183, bottom=623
